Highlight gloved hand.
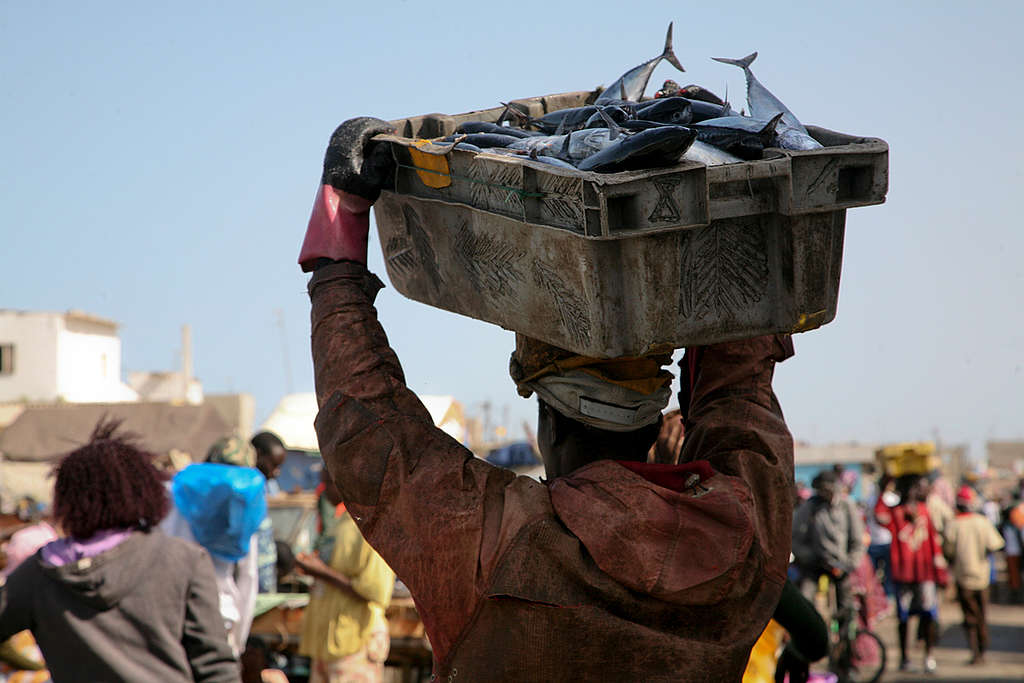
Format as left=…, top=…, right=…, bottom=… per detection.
left=774, top=643, right=810, bottom=683
left=299, top=117, right=395, bottom=271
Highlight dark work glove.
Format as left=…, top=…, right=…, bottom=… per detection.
left=299, top=117, right=395, bottom=271
left=773, top=579, right=827, bottom=683
left=775, top=644, right=810, bottom=683
left=322, top=117, right=395, bottom=202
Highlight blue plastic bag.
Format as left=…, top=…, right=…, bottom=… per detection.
left=172, top=463, right=267, bottom=562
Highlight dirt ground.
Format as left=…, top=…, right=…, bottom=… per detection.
left=867, top=590, right=1024, bottom=682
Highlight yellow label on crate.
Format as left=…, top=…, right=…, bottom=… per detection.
left=409, top=140, right=452, bottom=189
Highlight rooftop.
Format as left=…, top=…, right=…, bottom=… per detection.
left=0, top=309, right=119, bottom=330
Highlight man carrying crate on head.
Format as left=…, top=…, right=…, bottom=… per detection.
left=297, top=117, right=822, bottom=681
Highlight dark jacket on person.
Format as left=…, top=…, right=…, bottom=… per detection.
left=792, top=494, right=866, bottom=575
left=308, top=261, right=795, bottom=682
left=0, top=528, right=239, bottom=683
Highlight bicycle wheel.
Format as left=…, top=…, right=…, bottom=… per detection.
left=844, top=630, right=886, bottom=683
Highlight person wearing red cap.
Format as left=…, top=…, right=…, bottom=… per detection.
left=944, top=485, right=1004, bottom=665
left=296, top=118, right=810, bottom=681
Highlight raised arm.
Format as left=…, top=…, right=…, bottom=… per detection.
left=302, top=118, right=522, bottom=661
left=677, top=336, right=795, bottom=579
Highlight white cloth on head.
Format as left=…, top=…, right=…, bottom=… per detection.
left=526, top=368, right=672, bottom=432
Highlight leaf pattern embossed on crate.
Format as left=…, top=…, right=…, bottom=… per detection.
left=678, top=219, right=768, bottom=319
left=533, top=261, right=592, bottom=347
left=384, top=234, right=417, bottom=280
left=400, top=204, right=444, bottom=295
left=468, top=160, right=524, bottom=216
left=538, top=173, right=584, bottom=227
left=454, top=222, right=525, bottom=300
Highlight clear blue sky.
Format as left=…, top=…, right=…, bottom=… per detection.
left=2, top=1, right=1021, bottom=457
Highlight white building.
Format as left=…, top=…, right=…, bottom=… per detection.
left=0, top=310, right=138, bottom=403
left=128, top=371, right=204, bottom=405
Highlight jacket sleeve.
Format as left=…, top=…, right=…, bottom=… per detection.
left=307, top=261, right=522, bottom=661
left=0, top=562, right=35, bottom=641
left=986, top=519, right=1006, bottom=554
left=926, top=515, right=949, bottom=585
left=942, top=520, right=957, bottom=561
left=678, top=336, right=795, bottom=581
left=791, top=501, right=816, bottom=568
left=845, top=500, right=866, bottom=573
left=874, top=496, right=896, bottom=533
left=182, top=547, right=241, bottom=682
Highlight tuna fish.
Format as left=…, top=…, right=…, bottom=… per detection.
left=774, top=128, right=822, bottom=151
left=577, top=125, right=697, bottom=173
left=595, top=23, right=686, bottom=104
left=635, top=97, right=693, bottom=125
left=583, top=105, right=633, bottom=129
left=682, top=140, right=742, bottom=166
left=710, top=52, right=821, bottom=150
left=527, top=154, right=579, bottom=170
left=456, top=121, right=541, bottom=138
left=685, top=98, right=738, bottom=123
left=691, top=112, right=784, bottom=160
left=522, top=105, right=600, bottom=135
left=508, top=128, right=618, bottom=164
left=439, top=132, right=522, bottom=148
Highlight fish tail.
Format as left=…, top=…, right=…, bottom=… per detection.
left=596, top=107, right=622, bottom=139
left=499, top=101, right=531, bottom=128
left=759, top=112, right=785, bottom=143
left=663, top=22, right=686, bottom=73
left=711, top=52, right=758, bottom=70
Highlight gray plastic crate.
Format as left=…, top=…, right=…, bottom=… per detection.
left=372, top=90, right=888, bottom=358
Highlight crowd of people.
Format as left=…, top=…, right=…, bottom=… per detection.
left=789, top=463, right=1024, bottom=674
left=1, top=117, right=1022, bottom=683
left=0, top=421, right=394, bottom=683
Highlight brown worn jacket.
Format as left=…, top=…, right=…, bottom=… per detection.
left=309, top=262, right=794, bottom=682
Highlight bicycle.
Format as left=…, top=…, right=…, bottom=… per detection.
left=816, top=573, right=887, bottom=683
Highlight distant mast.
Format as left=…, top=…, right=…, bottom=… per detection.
left=182, top=324, right=193, bottom=403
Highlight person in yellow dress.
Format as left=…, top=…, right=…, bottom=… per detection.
left=296, top=470, right=394, bottom=683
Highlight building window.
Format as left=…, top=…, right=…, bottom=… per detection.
left=0, top=344, right=13, bottom=375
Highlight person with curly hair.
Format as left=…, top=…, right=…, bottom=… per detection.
left=0, top=418, right=240, bottom=682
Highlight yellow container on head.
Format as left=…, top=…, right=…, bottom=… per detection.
left=876, top=441, right=939, bottom=477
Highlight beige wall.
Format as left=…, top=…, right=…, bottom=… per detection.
left=205, top=393, right=255, bottom=439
